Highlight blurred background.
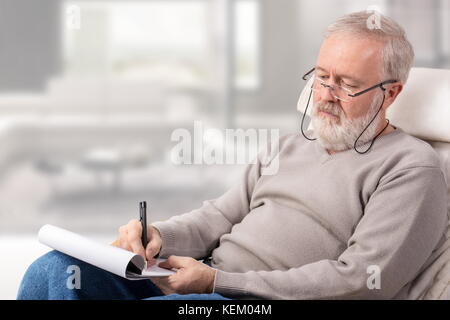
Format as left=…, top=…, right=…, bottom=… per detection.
left=0, top=0, right=449, bottom=299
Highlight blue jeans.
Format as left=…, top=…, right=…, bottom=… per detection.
left=17, top=250, right=230, bottom=300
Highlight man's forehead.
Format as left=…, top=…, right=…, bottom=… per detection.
left=316, top=34, right=383, bottom=81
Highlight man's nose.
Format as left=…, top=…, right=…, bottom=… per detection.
left=321, top=85, right=339, bottom=103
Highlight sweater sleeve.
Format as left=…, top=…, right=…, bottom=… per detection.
left=213, top=166, right=449, bottom=299
left=151, top=147, right=272, bottom=259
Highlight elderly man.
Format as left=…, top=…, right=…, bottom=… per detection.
left=18, top=11, right=448, bottom=300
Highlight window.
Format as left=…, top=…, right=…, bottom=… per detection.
left=234, top=0, right=261, bottom=89
left=64, top=1, right=210, bottom=87
left=64, top=0, right=261, bottom=89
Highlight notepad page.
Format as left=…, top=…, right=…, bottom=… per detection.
left=126, top=258, right=175, bottom=279
left=143, top=259, right=176, bottom=276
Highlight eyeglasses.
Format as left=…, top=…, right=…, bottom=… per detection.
left=302, top=68, right=398, bottom=102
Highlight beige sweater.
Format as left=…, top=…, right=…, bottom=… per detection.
left=153, top=127, right=449, bottom=299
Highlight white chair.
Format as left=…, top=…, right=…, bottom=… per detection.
left=296, top=67, right=450, bottom=299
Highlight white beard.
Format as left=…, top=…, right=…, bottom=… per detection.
left=311, top=93, right=384, bottom=152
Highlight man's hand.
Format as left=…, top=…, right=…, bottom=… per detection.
left=112, top=219, right=162, bottom=265
left=152, top=256, right=217, bottom=295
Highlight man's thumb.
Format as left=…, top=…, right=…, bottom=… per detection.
left=159, top=255, right=190, bottom=270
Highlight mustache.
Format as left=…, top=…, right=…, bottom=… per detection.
left=314, top=101, right=342, bottom=117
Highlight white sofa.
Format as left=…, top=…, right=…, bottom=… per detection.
left=0, top=77, right=206, bottom=178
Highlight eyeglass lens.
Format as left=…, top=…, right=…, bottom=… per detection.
left=311, top=78, right=353, bottom=102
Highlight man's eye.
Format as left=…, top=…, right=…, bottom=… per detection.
left=342, top=82, right=357, bottom=88
left=317, top=75, right=328, bottom=80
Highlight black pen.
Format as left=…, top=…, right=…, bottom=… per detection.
left=139, top=201, right=148, bottom=248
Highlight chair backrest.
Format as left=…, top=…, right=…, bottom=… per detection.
left=296, top=67, right=450, bottom=211
left=387, top=68, right=450, bottom=207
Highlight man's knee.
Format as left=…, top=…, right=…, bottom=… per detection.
left=28, top=250, right=85, bottom=276
left=18, top=250, right=162, bottom=300
left=17, top=250, right=85, bottom=299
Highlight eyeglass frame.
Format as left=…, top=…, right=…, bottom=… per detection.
left=302, top=67, right=398, bottom=100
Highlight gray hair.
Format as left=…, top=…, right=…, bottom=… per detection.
left=325, top=11, right=415, bottom=84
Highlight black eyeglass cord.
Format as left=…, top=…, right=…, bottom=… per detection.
left=300, top=87, right=390, bottom=154
left=300, top=89, right=316, bottom=141
left=353, top=93, right=389, bottom=154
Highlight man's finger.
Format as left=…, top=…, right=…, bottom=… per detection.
left=145, top=240, right=161, bottom=260
left=159, top=255, right=192, bottom=269
left=127, top=225, right=146, bottom=258
left=118, top=226, right=132, bottom=251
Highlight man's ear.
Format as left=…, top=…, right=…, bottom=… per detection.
left=382, top=82, right=403, bottom=111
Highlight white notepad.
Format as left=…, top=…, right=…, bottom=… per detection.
left=38, top=224, right=175, bottom=280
